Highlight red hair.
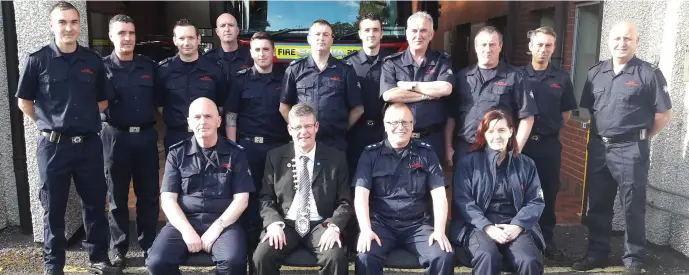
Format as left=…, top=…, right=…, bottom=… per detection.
left=470, top=109, right=519, bottom=157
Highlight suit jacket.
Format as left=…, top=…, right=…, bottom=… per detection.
left=259, top=143, right=353, bottom=230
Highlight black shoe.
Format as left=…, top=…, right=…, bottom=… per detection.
left=112, top=253, right=127, bottom=268
left=44, top=269, right=65, bottom=275
left=624, top=267, right=643, bottom=275
left=572, top=256, right=607, bottom=271
left=87, top=261, right=122, bottom=275
left=544, top=241, right=566, bottom=261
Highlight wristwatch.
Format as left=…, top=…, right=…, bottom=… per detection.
left=327, top=223, right=340, bottom=233
left=410, top=81, right=418, bottom=92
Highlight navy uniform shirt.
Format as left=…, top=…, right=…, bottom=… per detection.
left=521, top=63, right=577, bottom=135
left=451, top=62, right=539, bottom=143
left=380, top=50, right=453, bottom=131
left=102, top=52, right=157, bottom=127
left=16, top=42, right=114, bottom=134
left=343, top=49, right=391, bottom=127
left=580, top=57, right=672, bottom=137
left=161, top=136, right=255, bottom=223
left=156, top=55, right=227, bottom=129
left=225, top=67, right=288, bottom=140
left=354, top=139, right=446, bottom=220
left=280, top=55, right=362, bottom=138
left=203, top=47, right=253, bottom=83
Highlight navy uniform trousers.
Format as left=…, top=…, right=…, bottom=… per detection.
left=462, top=228, right=543, bottom=275
left=583, top=135, right=649, bottom=268
left=237, top=137, right=287, bottom=271
left=355, top=216, right=454, bottom=275
left=101, top=124, right=160, bottom=254
left=521, top=134, right=562, bottom=244
left=37, top=134, right=111, bottom=269
left=146, top=221, right=247, bottom=275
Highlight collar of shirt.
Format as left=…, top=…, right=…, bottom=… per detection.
left=467, top=61, right=509, bottom=79
left=170, top=54, right=208, bottom=72
left=381, top=139, right=418, bottom=157
left=525, top=62, right=556, bottom=78
left=400, top=49, right=436, bottom=67
left=185, top=135, right=231, bottom=157
left=248, top=66, right=282, bottom=81
left=354, top=49, right=382, bottom=65
left=294, top=143, right=317, bottom=163
left=48, top=41, right=86, bottom=60
left=601, top=56, right=639, bottom=75
left=107, top=51, right=145, bottom=70
left=305, top=54, right=339, bottom=70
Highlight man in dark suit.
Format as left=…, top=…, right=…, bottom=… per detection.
left=253, top=104, right=352, bottom=275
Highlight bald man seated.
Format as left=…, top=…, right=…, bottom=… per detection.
left=146, top=98, right=255, bottom=275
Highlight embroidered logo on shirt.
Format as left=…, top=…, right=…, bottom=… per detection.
left=625, top=80, right=639, bottom=87
left=141, top=74, right=152, bottom=79
left=409, top=163, right=424, bottom=169
left=330, top=76, right=341, bottom=81
left=241, top=65, right=250, bottom=69
left=81, top=68, right=94, bottom=74
left=550, top=83, right=561, bottom=88
left=220, top=163, right=231, bottom=168
left=495, top=81, right=508, bottom=86
left=200, top=76, right=212, bottom=81
left=425, top=69, right=436, bottom=74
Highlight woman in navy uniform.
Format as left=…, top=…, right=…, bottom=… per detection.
left=451, top=109, right=545, bottom=275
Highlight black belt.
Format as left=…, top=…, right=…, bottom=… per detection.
left=597, top=131, right=647, bottom=144
left=168, top=125, right=193, bottom=133
left=529, top=132, right=558, bottom=141
left=242, top=136, right=290, bottom=144
left=40, top=131, right=94, bottom=144
left=107, top=122, right=155, bottom=133
left=412, top=123, right=444, bottom=139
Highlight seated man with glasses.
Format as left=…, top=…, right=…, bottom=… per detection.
left=353, top=103, right=454, bottom=275
left=253, top=103, right=353, bottom=275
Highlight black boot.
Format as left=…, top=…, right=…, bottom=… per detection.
left=87, top=261, right=123, bottom=275
left=572, top=256, right=607, bottom=271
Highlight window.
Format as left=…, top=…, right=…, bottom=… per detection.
left=571, top=2, right=602, bottom=120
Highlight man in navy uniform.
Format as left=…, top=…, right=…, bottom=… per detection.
left=204, top=13, right=253, bottom=83
left=445, top=26, right=538, bottom=166
left=224, top=32, right=289, bottom=268
left=573, top=22, right=672, bottom=275
left=146, top=97, right=254, bottom=275
left=353, top=103, right=454, bottom=275
left=342, top=13, right=391, bottom=176
left=101, top=14, right=160, bottom=268
left=15, top=2, right=119, bottom=274
left=380, top=11, right=453, bottom=162
left=520, top=27, right=578, bottom=260
left=279, top=19, right=364, bottom=152
left=156, top=19, right=227, bottom=153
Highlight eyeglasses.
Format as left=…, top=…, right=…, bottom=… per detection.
left=289, top=124, right=315, bottom=131
left=384, top=120, right=412, bottom=128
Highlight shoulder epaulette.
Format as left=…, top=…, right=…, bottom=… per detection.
left=289, top=57, right=307, bottom=66
left=169, top=138, right=187, bottom=150
left=437, top=51, right=450, bottom=59
left=226, top=139, right=244, bottom=150
left=413, top=139, right=432, bottom=149
left=383, top=51, right=404, bottom=61
left=236, top=68, right=250, bottom=76
left=342, top=50, right=358, bottom=60
left=157, top=56, right=174, bottom=67
left=364, top=141, right=384, bottom=151
left=588, top=60, right=604, bottom=71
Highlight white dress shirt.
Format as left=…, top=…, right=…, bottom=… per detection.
left=286, top=144, right=323, bottom=221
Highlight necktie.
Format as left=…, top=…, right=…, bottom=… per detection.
left=296, top=155, right=311, bottom=237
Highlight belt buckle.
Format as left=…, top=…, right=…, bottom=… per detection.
left=411, top=133, right=420, bottom=139
left=254, top=137, right=264, bottom=144
left=531, top=135, right=540, bottom=141
left=71, top=136, right=83, bottom=144
left=129, top=126, right=140, bottom=133
left=602, top=136, right=609, bottom=143
left=366, top=120, right=375, bottom=126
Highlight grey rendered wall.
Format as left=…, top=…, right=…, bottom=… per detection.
left=0, top=2, right=21, bottom=231
left=14, top=1, right=89, bottom=242
left=600, top=0, right=689, bottom=257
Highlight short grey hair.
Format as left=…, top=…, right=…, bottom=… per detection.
left=407, top=11, right=434, bottom=28
left=288, top=104, right=317, bottom=120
